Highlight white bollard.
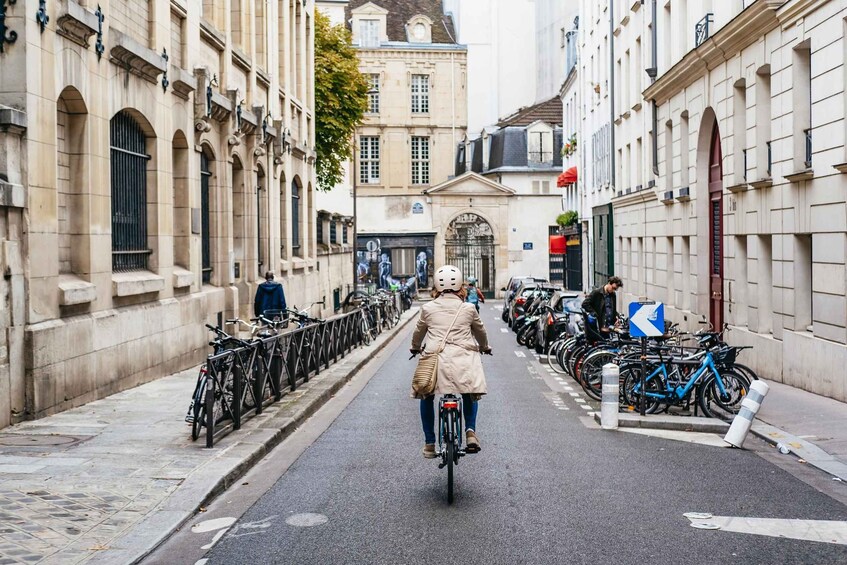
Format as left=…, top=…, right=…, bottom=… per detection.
left=724, top=380, right=770, bottom=448
left=600, top=363, right=619, bottom=430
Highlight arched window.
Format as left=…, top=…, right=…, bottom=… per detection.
left=110, top=111, right=150, bottom=271
left=291, top=179, right=301, bottom=252
left=200, top=150, right=213, bottom=283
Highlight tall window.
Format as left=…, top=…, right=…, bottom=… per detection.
left=359, top=136, right=380, bottom=184
left=110, top=111, right=150, bottom=272
left=367, top=74, right=380, bottom=114
left=411, top=136, right=430, bottom=185
left=411, top=75, right=430, bottom=113
left=200, top=152, right=212, bottom=283
left=292, top=180, right=301, bottom=251
left=360, top=19, right=379, bottom=47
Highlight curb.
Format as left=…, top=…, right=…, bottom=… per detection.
left=749, top=420, right=847, bottom=482
left=592, top=412, right=730, bottom=434
left=90, top=307, right=420, bottom=565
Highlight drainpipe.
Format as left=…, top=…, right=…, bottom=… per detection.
left=651, top=0, right=659, bottom=177
left=451, top=51, right=456, bottom=149
left=609, top=0, right=616, bottom=189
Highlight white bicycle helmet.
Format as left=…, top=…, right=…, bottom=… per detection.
left=434, top=265, right=462, bottom=292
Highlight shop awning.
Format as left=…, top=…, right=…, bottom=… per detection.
left=549, top=235, right=567, bottom=254
left=557, top=166, right=578, bottom=187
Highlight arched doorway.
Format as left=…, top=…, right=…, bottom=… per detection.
left=445, top=213, right=495, bottom=297
left=708, top=125, right=724, bottom=329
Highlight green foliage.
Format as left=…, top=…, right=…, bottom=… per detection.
left=556, top=210, right=579, bottom=227
left=315, top=11, right=368, bottom=191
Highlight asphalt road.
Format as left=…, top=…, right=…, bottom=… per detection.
left=196, top=304, right=847, bottom=565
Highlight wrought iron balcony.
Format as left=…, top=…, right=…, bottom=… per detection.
left=695, top=13, right=714, bottom=47
left=804, top=128, right=812, bottom=169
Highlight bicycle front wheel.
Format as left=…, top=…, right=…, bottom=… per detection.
left=698, top=371, right=750, bottom=420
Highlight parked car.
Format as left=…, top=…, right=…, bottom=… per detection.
left=501, top=276, right=547, bottom=324
left=509, top=282, right=561, bottom=331
left=534, top=290, right=583, bottom=353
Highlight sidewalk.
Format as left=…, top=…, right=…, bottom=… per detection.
left=751, top=380, right=847, bottom=480
left=0, top=308, right=419, bottom=565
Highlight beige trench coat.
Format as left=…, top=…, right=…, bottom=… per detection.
left=410, top=294, right=490, bottom=399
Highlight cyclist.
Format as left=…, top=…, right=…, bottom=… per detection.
left=410, top=265, right=491, bottom=458
left=465, top=277, right=485, bottom=312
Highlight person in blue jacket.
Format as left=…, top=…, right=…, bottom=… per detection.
left=254, top=271, right=287, bottom=319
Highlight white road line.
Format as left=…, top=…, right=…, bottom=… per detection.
left=574, top=398, right=586, bottom=404
left=568, top=392, right=580, bottom=397
left=684, top=514, right=847, bottom=545
left=514, top=351, right=526, bottom=358
left=500, top=328, right=508, bottom=333
left=557, top=406, right=569, bottom=410
left=579, top=405, right=593, bottom=410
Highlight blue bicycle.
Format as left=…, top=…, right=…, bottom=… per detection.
left=622, top=345, right=749, bottom=419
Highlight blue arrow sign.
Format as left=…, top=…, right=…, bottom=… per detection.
left=628, top=301, right=665, bottom=337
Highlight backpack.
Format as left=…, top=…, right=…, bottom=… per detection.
left=467, top=287, right=479, bottom=304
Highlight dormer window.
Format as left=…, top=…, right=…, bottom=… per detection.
left=407, top=15, right=432, bottom=43
left=360, top=19, right=379, bottom=47
left=526, top=121, right=555, bottom=164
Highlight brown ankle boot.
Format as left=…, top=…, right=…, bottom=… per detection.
left=466, top=430, right=481, bottom=453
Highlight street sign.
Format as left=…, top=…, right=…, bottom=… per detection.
left=628, top=301, right=665, bottom=337
left=366, top=240, right=379, bottom=252
left=523, top=242, right=533, bottom=250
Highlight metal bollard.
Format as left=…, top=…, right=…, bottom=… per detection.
left=600, top=363, right=619, bottom=430
left=724, top=380, right=769, bottom=448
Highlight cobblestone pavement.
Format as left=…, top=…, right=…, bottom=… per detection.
left=0, top=373, right=199, bottom=564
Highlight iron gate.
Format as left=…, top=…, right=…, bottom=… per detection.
left=201, top=153, right=212, bottom=283
left=445, top=213, right=495, bottom=297
left=110, top=111, right=151, bottom=271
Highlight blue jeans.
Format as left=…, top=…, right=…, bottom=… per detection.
left=420, top=395, right=478, bottom=445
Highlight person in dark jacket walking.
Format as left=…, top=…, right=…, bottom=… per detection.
left=254, top=271, right=287, bottom=319
left=581, top=276, right=623, bottom=340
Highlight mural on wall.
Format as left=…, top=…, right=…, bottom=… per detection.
left=378, top=253, right=392, bottom=289
left=356, top=238, right=434, bottom=290
left=416, top=251, right=428, bottom=288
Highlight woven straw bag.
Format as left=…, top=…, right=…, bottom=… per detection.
left=411, top=307, right=462, bottom=397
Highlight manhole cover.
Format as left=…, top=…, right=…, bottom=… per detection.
left=0, top=434, right=84, bottom=447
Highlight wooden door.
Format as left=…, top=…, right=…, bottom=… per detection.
left=708, top=126, right=724, bottom=329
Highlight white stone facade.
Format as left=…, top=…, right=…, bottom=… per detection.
left=612, top=0, right=847, bottom=401
left=0, top=0, right=351, bottom=428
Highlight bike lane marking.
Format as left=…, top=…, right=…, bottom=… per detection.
left=514, top=351, right=526, bottom=358
left=684, top=514, right=847, bottom=545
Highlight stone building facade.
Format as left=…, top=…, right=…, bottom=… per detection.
left=346, top=0, right=468, bottom=290
left=613, top=0, right=847, bottom=401
left=0, top=0, right=350, bottom=428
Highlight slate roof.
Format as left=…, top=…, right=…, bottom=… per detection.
left=455, top=127, right=564, bottom=175
left=497, top=96, right=564, bottom=128
left=346, top=0, right=458, bottom=44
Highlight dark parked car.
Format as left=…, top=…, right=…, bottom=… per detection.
left=509, top=282, right=561, bottom=332
left=501, top=276, right=547, bottom=324
left=534, top=290, right=583, bottom=353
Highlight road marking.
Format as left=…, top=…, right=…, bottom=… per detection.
left=500, top=328, right=508, bottom=333
left=579, top=405, right=592, bottom=410
left=557, top=406, right=569, bottom=410
left=568, top=392, right=580, bottom=397
left=514, top=351, right=526, bottom=358
left=192, top=517, right=238, bottom=533
left=286, top=513, right=328, bottom=528
left=574, top=398, right=586, bottom=403
left=684, top=514, right=847, bottom=545
left=621, top=429, right=731, bottom=447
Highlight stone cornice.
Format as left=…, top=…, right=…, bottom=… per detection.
left=776, top=0, right=828, bottom=29
left=611, top=187, right=659, bottom=208
left=643, top=0, right=784, bottom=103
left=56, top=0, right=99, bottom=48
left=109, top=30, right=167, bottom=84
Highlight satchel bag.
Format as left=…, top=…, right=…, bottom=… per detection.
left=411, top=306, right=462, bottom=397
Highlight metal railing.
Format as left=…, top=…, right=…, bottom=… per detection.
left=766, top=141, right=772, bottom=177
left=804, top=128, right=812, bottom=169
left=200, top=294, right=411, bottom=448
left=695, top=13, right=713, bottom=47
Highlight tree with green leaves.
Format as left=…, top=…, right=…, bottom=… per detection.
left=314, top=10, right=368, bottom=191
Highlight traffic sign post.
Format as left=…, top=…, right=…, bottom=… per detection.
left=628, top=302, right=665, bottom=416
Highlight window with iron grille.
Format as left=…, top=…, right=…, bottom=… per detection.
left=330, top=220, right=337, bottom=244
left=292, top=181, right=301, bottom=250
left=367, top=74, right=380, bottom=114
left=411, top=136, right=430, bottom=185
left=343, top=223, right=349, bottom=244
left=110, top=111, right=151, bottom=272
left=411, top=75, right=429, bottom=113
left=360, top=19, right=379, bottom=47
left=317, top=217, right=323, bottom=244
left=359, top=136, right=380, bottom=184
left=200, top=153, right=212, bottom=283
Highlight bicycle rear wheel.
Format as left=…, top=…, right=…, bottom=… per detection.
left=697, top=371, right=749, bottom=420
left=191, top=383, right=206, bottom=441
left=446, top=437, right=455, bottom=504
